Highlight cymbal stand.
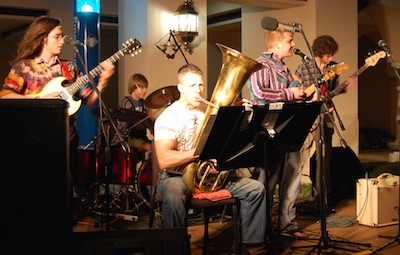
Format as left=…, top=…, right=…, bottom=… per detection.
left=79, top=136, right=103, bottom=214
left=374, top=43, right=400, bottom=254
left=290, top=25, right=371, bottom=254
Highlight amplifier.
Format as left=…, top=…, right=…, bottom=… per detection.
left=356, top=173, right=399, bottom=227
left=0, top=99, right=71, bottom=251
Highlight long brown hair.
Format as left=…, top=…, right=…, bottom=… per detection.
left=12, top=16, right=62, bottom=64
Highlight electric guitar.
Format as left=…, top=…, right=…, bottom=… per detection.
left=28, top=38, right=142, bottom=116
left=327, top=50, right=386, bottom=98
left=309, top=50, right=386, bottom=133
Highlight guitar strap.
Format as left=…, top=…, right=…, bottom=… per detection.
left=60, top=61, right=77, bottom=124
left=60, top=61, right=72, bottom=80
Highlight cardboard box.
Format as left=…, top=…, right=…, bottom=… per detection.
left=356, top=173, right=399, bottom=227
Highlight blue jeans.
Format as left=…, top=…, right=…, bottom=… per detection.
left=255, top=150, right=302, bottom=232
left=157, top=170, right=267, bottom=244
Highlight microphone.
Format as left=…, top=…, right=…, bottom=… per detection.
left=378, top=39, right=392, bottom=55
left=62, top=35, right=84, bottom=46
left=261, top=16, right=302, bottom=33
left=294, top=48, right=312, bottom=61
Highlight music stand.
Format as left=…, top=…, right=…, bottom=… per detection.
left=194, top=101, right=323, bottom=246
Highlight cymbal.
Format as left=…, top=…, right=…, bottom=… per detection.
left=145, top=85, right=179, bottom=109
left=91, top=107, right=148, bottom=122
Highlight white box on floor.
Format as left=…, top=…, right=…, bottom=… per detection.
left=356, top=173, right=399, bottom=227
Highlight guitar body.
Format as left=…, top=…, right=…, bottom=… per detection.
left=26, top=76, right=82, bottom=116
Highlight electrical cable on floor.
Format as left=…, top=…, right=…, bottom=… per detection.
left=326, top=215, right=358, bottom=228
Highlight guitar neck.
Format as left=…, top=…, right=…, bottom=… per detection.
left=66, top=50, right=125, bottom=96
left=329, top=64, right=368, bottom=98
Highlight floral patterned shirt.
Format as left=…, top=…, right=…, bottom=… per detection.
left=2, top=56, right=86, bottom=97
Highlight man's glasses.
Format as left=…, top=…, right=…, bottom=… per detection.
left=48, top=34, right=64, bottom=41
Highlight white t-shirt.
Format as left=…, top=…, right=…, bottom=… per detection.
left=154, top=101, right=205, bottom=152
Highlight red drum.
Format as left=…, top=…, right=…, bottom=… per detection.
left=74, top=146, right=139, bottom=185
left=138, top=157, right=152, bottom=186
left=110, top=146, right=138, bottom=184
left=73, top=148, right=96, bottom=186
left=137, top=157, right=152, bottom=198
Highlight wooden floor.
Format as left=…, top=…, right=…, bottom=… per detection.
left=72, top=186, right=400, bottom=255
left=72, top=150, right=400, bottom=255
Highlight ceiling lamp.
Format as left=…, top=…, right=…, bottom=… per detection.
left=172, top=0, right=199, bottom=52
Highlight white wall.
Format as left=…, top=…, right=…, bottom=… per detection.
left=118, top=0, right=208, bottom=102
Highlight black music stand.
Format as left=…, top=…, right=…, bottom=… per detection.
left=196, top=101, right=322, bottom=167
left=194, top=101, right=322, bottom=248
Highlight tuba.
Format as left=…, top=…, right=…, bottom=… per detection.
left=182, top=43, right=263, bottom=193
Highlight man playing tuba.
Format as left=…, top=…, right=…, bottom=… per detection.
left=153, top=63, right=267, bottom=250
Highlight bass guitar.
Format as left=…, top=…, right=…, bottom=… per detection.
left=28, top=38, right=142, bottom=116
left=309, top=50, right=386, bottom=133
left=327, top=50, right=386, bottom=98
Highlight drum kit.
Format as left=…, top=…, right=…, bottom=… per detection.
left=78, top=86, right=179, bottom=222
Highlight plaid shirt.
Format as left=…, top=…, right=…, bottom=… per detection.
left=295, top=59, right=339, bottom=112
left=294, top=59, right=339, bottom=94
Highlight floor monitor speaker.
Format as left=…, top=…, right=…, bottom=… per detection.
left=0, top=99, right=71, bottom=251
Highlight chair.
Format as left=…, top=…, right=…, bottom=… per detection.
left=148, top=143, right=242, bottom=255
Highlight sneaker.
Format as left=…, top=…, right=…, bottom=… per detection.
left=280, top=229, right=308, bottom=239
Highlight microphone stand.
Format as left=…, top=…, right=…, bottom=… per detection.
left=73, top=44, right=129, bottom=231
left=289, top=25, right=371, bottom=253
left=374, top=47, right=400, bottom=254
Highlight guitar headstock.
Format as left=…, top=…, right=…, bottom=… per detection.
left=365, top=50, right=386, bottom=67
left=324, top=62, right=349, bottom=81
left=122, top=38, right=142, bottom=57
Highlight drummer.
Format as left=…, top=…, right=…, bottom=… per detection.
left=115, top=73, right=154, bottom=159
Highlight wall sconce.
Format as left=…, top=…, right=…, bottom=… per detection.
left=172, top=0, right=199, bottom=52
left=155, top=30, right=189, bottom=64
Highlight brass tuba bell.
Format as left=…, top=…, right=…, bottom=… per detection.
left=182, top=43, right=263, bottom=193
